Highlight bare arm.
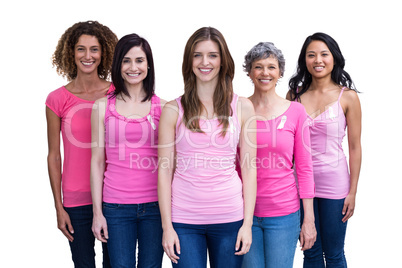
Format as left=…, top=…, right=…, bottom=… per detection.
left=46, top=106, right=74, bottom=242
left=235, top=97, right=257, bottom=255
left=158, top=101, right=180, bottom=264
left=90, top=97, right=108, bottom=242
left=342, top=90, right=362, bottom=222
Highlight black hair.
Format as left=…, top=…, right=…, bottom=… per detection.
left=288, top=32, right=358, bottom=101
left=110, top=33, right=155, bottom=101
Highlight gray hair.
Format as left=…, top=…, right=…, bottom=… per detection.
left=243, top=42, right=285, bottom=77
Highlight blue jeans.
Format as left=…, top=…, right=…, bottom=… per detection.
left=242, top=211, right=300, bottom=268
left=103, top=202, right=164, bottom=268
left=301, top=198, right=348, bottom=268
left=64, top=205, right=110, bottom=268
left=172, top=220, right=244, bottom=268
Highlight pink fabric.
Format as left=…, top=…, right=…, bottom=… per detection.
left=251, top=102, right=315, bottom=217
left=307, top=88, right=350, bottom=199
left=45, top=84, right=114, bottom=207
left=103, top=94, right=161, bottom=204
left=171, top=95, right=243, bottom=224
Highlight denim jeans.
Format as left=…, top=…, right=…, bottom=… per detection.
left=172, top=220, right=244, bottom=268
left=242, top=210, right=300, bottom=268
left=301, top=198, right=348, bottom=268
left=64, top=205, right=110, bottom=268
left=103, top=202, right=164, bottom=268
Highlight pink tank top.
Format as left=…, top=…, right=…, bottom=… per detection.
left=103, top=94, right=161, bottom=204
left=306, top=87, right=350, bottom=199
left=172, top=94, right=244, bottom=224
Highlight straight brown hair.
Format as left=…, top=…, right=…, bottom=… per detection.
left=181, top=27, right=234, bottom=136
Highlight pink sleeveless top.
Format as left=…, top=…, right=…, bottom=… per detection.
left=103, top=94, right=161, bottom=204
left=306, top=87, right=350, bottom=199
left=172, top=95, right=244, bottom=224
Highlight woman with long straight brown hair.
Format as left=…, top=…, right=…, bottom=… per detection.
left=158, top=27, right=257, bottom=267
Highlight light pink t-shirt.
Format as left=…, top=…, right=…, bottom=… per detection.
left=247, top=102, right=315, bottom=217
left=46, top=84, right=114, bottom=207
left=307, top=88, right=350, bottom=199
left=103, top=94, right=161, bottom=204
left=172, top=95, right=243, bottom=224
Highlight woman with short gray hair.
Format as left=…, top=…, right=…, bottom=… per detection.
left=240, top=42, right=316, bottom=268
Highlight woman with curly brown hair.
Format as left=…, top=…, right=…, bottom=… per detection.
left=45, top=20, right=117, bottom=267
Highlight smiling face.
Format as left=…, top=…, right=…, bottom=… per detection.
left=192, top=40, right=221, bottom=85
left=305, top=40, right=334, bottom=80
left=74, top=34, right=102, bottom=75
left=249, top=55, right=281, bottom=92
left=120, top=46, right=148, bottom=87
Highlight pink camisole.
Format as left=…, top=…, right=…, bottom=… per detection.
left=171, top=94, right=244, bottom=224
left=307, top=87, right=350, bottom=199
left=103, top=94, right=161, bottom=204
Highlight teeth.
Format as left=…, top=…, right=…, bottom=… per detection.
left=200, top=68, right=212, bottom=72
left=82, top=62, right=94, bottom=66
left=314, top=67, right=324, bottom=71
left=260, top=79, right=271, bottom=83
left=127, top=73, right=140, bottom=77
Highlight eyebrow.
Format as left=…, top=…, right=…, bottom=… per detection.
left=193, top=51, right=220, bottom=54
left=123, top=56, right=146, bottom=60
left=307, top=49, right=330, bottom=53
left=76, top=45, right=100, bottom=48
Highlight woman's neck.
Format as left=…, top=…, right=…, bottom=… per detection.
left=310, top=76, right=337, bottom=93
left=72, top=72, right=106, bottom=93
left=124, top=82, right=146, bottom=102
left=249, top=87, right=279, bottom=107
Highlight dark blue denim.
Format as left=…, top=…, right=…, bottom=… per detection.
left=103, top=202, right=164, bottom=268
left=64, top=205, right=110, bottom=268
left=300, top=198, right=348, bottom=268
left=172, top=220, right=244, bottom=268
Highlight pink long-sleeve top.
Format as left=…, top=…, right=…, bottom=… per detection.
left=252, top=102, right=315, bottom=217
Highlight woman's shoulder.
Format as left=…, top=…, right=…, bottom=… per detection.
left=290, top=100, right=306, bottom=111
left=341, top=87, right=359, bottom=101
left=47, top=85, right=67, bottom=98
left=237, top=96, right=254, bottom=110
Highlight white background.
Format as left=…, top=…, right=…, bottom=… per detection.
left=1, top=0, right=400, bottom=267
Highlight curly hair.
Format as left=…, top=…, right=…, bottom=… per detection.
left=52, top=21, right=118, bottom=81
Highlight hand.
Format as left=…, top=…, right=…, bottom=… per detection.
left=235, top=224, right=252, bottom=255
left=56, top=208, right=74, bottom=242
left=300, top=220, right=316, bottom=251
left=162, top=227, right=180, bottom=264
left=92, top=214, right=108, bottom=243
left=342, top=193, right=356, bottom=223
